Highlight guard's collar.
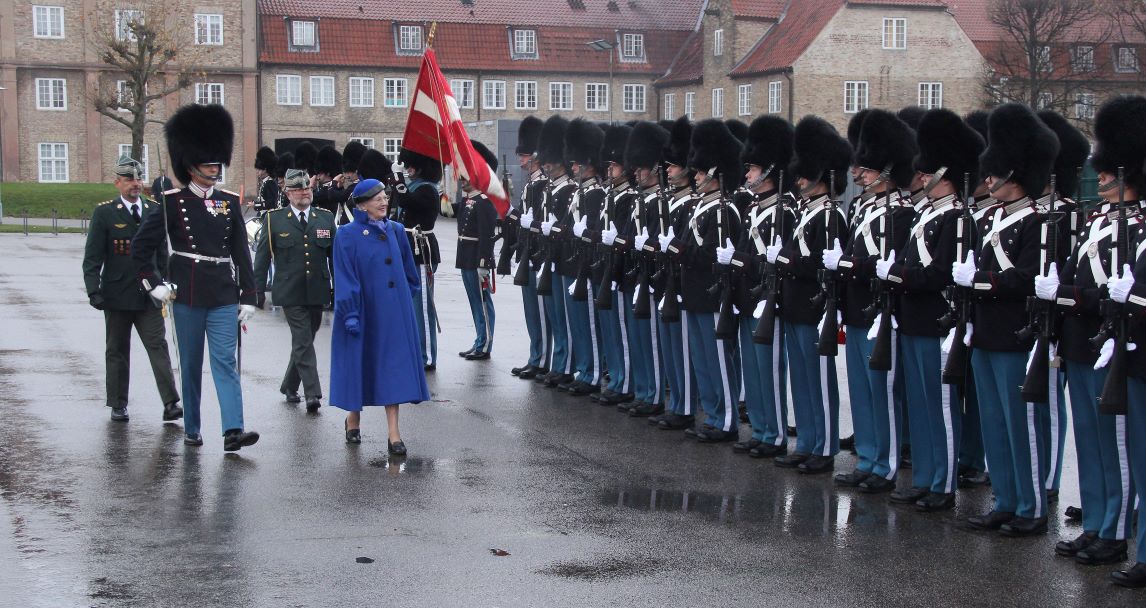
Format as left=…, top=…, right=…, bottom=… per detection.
left=188, top=181, right=214, bottom=199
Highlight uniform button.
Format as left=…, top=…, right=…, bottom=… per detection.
left=389, top=280, right=395, bottom=288
left=385, top=257, right=393, bottom=264
left=192, top=245, right=198, bottom=250
left=183, top=216, right=189, bottom=221
left=304, top=243, right=309, bottom=248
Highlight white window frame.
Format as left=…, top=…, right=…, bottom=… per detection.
left=664, top=93, right=676, bottom=120
left=621, top=33, right=645, bottom=61
left=917, top=82, right=942, bottom=109
left=215, top=164, right=227, bottom=185
left=351, top=77, right=376, bottom=108
left=1037, top=91, right=1054, bottom=110
left=117, top=144, right=149, bottom=181
left=116, top=80, right=132, bottom=112
left=33, top=5, right=65, bottom=39
left=684, top=91, right=696, bottom=120
left=711, top=87, right=724, bottom=118
left=398, top=25, right=423, bottom=53
left=35, top=77, right=66, bottom=111
left=586, top=82, right=609, bottom=112
left=714, top=29, right=724, bottom=57
left=483, top=80, right=506, bottom=110
left=291, top=20, right=316, bottom=48
left=1071, top=45, right=1094, bottom=73
left=1035, top=45, right=1052, bottom=73
left=350, top=137, right=375, bottom=149
left=194, top=82, right=224, bottom=105
left=768, top=81, right=782, bottom=114
left=512, top=29, right=537, bottom=59
left=38, top=142, right=68, bottom=183
left=515, top=81, right=538, bottom=110
left=737, top=84, right=752, bottom=116
left=1116, top=47, right=1139, bottom=73
left=623, top=84, right=646, bottom=113
left=844, top=81, right=868, bottom=114
left=1075, top=92, right=1096, bottom=120
left=549, top=82, right=572, bottom=111
left=193, top=13, right=223, bottom=46
left=276, top=75, right=301, bottom=106
left=383, top=138, right=402, bottom=162
left=882, top=18, right=906, bottom=50
left=450, top=79, right=475, bottom=109
left=115, top=9, right=142, bottom=42
left=309, top=76, right=334, bottom=107
left=382, top=77, right=406, bottom=108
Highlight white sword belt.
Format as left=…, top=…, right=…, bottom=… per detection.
left=172, top=251, right=231, bottom=264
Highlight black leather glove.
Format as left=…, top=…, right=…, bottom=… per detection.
left=89, top=293, right=105, bottom=310
left=256, top=291, right=267, bottom=309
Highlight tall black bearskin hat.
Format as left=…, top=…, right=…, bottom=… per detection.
left=602, top=124, right=633, bottom=168
left=1090, top=95, right=1146, bottom=194
left=341, top=140, right=367, bottom=173
left=294, top=141, right=318, bottom=174
left=687, top=119, right=744, bottom=195
left=272, top=152, right=294, bottom=179
left=657, top=119, right=675, bottom=132
left=742, top=116, right=794, bottom=188
left=254, top=145, right=277, bottom=172
left=563, top=118, right=605, bottom=170
left=664, top=116, right=692, bottom=168
left=1037, top=110, right=1090, bottom=198
left=537, top=115, right=569, bottom=167
left=471, top=139, right=498, bottom=172
left=964, top=111, right=990, bottom=147
left=846, top=108, right=872, bottom=151
left=516, top=116, right=544, bottom=156
left=625, top=121, right=670, bottom=171
left=913, top=108, right=986, bottom=192
left=855, top=109, right=919, bottom=188
left=791, top=115, right=853, bottom=196
left=980, top=103, right=1059, bottom=197
left=357, top=148, right=390, bottom=182
left=725, top=119, right=749, bottom=143
left=897, top=106, right=926, bottom=131
left=164, top=103, right=233, bottom=185
left=316, top=146, right=342, bottom=178
left=398, top=147, right=443, bottom=183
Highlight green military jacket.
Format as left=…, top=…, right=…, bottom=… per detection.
left=82, top=196, right=167, bottom=311
left=254, top=206, right=335, bottom=307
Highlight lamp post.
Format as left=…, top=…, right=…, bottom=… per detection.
left=586, top=39, right=615, bottom=123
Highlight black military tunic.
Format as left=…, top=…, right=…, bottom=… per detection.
left=776, top=194, right=849, bottom=326
left=456, top=192, right=498, bottom=270
left=835, top=192, right=913, bottom=329
left=883, top=193, right=961, bottom=337
left=728, top=190, right=797, bottom=315
left=393, top=179, right=441, bottom=266
left=969, top=197, right=1041, bottom=353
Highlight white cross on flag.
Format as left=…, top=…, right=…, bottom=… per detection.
left=402, top=48, right=509, bottom=217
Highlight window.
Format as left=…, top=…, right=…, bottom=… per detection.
left=918, top=82, right=942, bottom=109
left=308, top=76, right=334, bottom=106
left=1037, top=92, right=1053, bottom=110
left=711, top=88, right=724, bottom=118
left=737, top=84, right=751, bottom=116
left=1034, top=45, right=1052, bottom=73
left=714, top=29, right=724, bottom=57
left=844, top=81, right=868, bottom=113
left=1071, top=45, right=1094, bottom=73
left=117, top=144, right=149, bottom=181
left=623, top=84, right=646, bottom=113
left=664, top=93, right=676, bottom=120
left=550, top=82, right=572, bottom=111
left=684, top=91, right=696, bottom=120
left=586, top=83, right=609, bottom=112
left=215, top=164, right=227, bottom=185
left=351, top=77, right=376, bottom=108
left=115, top=9, right=142, bottom=42
left=276, top=75, right=301, bottom=105
left=35, top=78, right=66, bottom=110
left=290, top=20, right=316, bottom=50
left=512, top=29, right=537, bottom=59
left=195, top=82, right=224, bottom=105
left=451, top=79, right=474, bottom=109
left=38, top=143, right=68, bottom=183
left=383, top=138, right=402, bottom=162
left=397, top=25, right=423, bottom=54
left=768, top=81, right=782, bottom=114
left=194, top=14, right=222, bottom=45
left=350, top=137, right=375, bottom=149
left=882, top=18, right=906, bottom=50
left=621, top=33, right=645, bottom=61
left=1075, top=93, right=1096, bottom=120
left=1116, top=47, right=1139, bottom=73
left=383, top=78, right=406, bottom=108
left=515, top=81, right=537, bottom=110
left=483, top=80, right=506, bottom=109
left=33, top=5, right=64, bottom=39
left=116, top=80, right=133, bottom=111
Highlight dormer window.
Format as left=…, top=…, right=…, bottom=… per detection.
left=397, top=24, right=423, bottom=55
left=619, top=32, right=645, bottom=62
left=511, top=28, right=538, bottom=60
left=289, top=19, right=318, bottom=52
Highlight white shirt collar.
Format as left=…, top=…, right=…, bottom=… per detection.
left=120, top=196, right=140, bottom=212
left=290, top=204, right=310, bottom=221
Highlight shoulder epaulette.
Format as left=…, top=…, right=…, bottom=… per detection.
left=163, top=188, right=181, bottom=195
left=97, top=199, right=116, bottom=207
left=313, top=207, right=333, bottom=215
left=217, top=188, right=240, bottom=197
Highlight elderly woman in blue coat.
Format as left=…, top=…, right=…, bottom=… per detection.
left=330, top=179, right=430, bottom=455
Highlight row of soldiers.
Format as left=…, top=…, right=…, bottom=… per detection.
left=496, top=97, right=1146, bottom=587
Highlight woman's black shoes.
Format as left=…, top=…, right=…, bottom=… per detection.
left=388, top=440, right=407, bottom=456
left=345, top=419, right=361, bottom=444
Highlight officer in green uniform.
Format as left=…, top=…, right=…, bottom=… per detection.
left=82, top=155, right=181, bottom=422
left=254, top=168, right=336, bottom=411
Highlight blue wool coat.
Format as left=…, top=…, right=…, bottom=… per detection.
left=330, top=210, right=430, bottom=410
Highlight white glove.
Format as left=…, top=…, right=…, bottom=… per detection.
left=149, top=283, right=174, bottom=303
left=567, top=281, right=576, bottom=296
left=1094, top=339, right=1139, bottom=370
left=478, top=268, right=490, bottom=281
left=941, top=326, right=956, bottom=354
left=658, top=227, right=675, bottom=253
left=541, top=213, right=555, bottom=236
left=238, top=304, right=256, bottom=323
left=634, top=228, right=650, bottom=251
left=716, top=238, right=735, bottom=265
left=817, top=309, right=842, bottom=336
left=1034, top=262, right=1059, bottom=301
left=573, top=216, right=587, bottom=238
left=1109, top=264, right=1134, bottom=304
left=391, top=161, right=405, bottom=176
left=875, top=250, right=896, bottom=280
left=510, top=261, right=519, bottom=277
left=867, top=313, right=882, bottom=341
left=964, top=322, right=973, bottom=347
left=520, top=210, right=534, bottom=229
left=952, top=252, right=976, bottom=287
left=765, top=236, right=782, bottom=264
left=602, top=222, right=618, bottom=246
left=753, top=299, right=767, bottom=319
left=822, top=238, right=843, bottom=271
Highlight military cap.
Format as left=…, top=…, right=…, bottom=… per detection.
left=979, top=103, right=1059, bottom=197
left=113, top=154, right=144, bottom=180
left=1090, top=95, right=1146, bottom=194
left=254, top=146, right=277, bottom=172
left=471, top=139, right=498, bottom=172
left=913, top=108, right=986, bottom=192
left=687, top=119, right=743, bottom=195
left=854, top=109, right=919, bottom=189
left=625, top=121, right=670, bottom=172
left=164, top=103, right=233, bottom=185
left=283, top=168, right=310, bottom=190
left=516, top=116, right=544, bottom=156
left=1037, top=110, right=1090, bottom=198
left=741, top=116, right=794, bottom=189
left=791, top=115, right=853, bottom=196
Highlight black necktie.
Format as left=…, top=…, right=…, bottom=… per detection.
left=299, top=211, right=307, bottom=230
left=131, top=205, right=141, bottom=223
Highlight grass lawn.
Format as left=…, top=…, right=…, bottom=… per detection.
left=0, top=224, right=87, bottom=234
left=1, top=183, right=122, bottom=219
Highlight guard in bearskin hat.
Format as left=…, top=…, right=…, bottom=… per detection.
left=130, top=103, right=260, bottom=452
left=253, top=145, right=279, bottom=212
left=315, top=146, right=343, bottom=185
left=294, top=142, right=318, bottom=176
left=952, top=102, right=1058, bottom=537
left=773, top=115, right=851, bottom=473
left=507, top=116, right=552, bottom=380
left=393, top=146, right=444, bottom=370
left=455, top=140, right=499, bottom=362
left=272, top=151, right=295, bottom=209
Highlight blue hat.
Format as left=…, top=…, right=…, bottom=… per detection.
left=352, top=178, right=385, bottom=201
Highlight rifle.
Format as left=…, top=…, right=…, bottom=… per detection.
left=632, top=181, right=654, bottom=319
left=594, top=181, right=616, bottom=310
left=941, top=173, right=973, bottom=387
left=1096, top=167, right=1129, bottom=415
left=1018, top=175, right=1062, bottom=402
left=654, top=168, right=681, bottom=322
left=867, top=189, right=895, bottom=371
left=535, top=174, right=555, bottom=296
left=496, top=155, right=518, bottom=276
left=570, top=176, right=590, bottom=301
left=753, top=172, right=786, bottom=345
left=815, top=171, right=840, bottom=357
left=713, top=177, right=736, bottom=340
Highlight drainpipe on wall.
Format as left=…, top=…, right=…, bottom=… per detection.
left=783, top=68, right=794, bottom=123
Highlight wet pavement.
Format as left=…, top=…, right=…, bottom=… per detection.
left=0, top=221, right=1141, bottom=607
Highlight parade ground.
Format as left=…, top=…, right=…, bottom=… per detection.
left=0, top=220, right=1138, bottom=607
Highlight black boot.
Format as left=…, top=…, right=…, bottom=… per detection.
left=1074, top=538, right=1128, bottom=566
left=1054, top=531, right=1097, bottom=557
left=223, top=428, right=260, bottom=452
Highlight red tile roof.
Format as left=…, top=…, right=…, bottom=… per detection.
left=259, top=0, right=704, bottom=31
left=654, top=25, right=705, bottom=85
left=730, top=0, right=787, bottom=20
left=729, top=0, right=845, bottom=77
left=260, top=19, right=680, bottom=75
left=846, top=0, right=947, bottom=7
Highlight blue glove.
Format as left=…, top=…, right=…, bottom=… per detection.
left=345, top=317, right=360, bottom=336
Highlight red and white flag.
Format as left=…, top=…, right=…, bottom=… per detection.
left=402, top=48, right=509, bottom=217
